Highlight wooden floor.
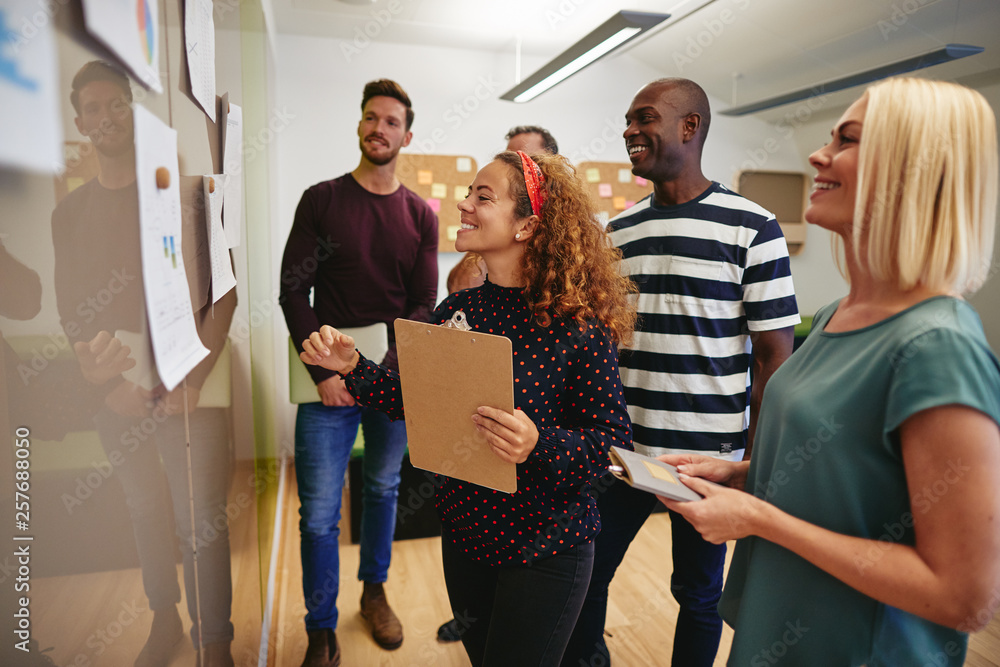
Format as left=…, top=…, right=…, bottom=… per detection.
left=29, top=460, right=263, bottom=667
left=273, top=463, right=1000, bottom=667
left=24, top=459, right=1000, bottom=666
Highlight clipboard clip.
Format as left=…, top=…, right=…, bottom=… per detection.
left=443, top=310, right=471, bottom=331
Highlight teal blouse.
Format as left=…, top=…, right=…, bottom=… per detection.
left=720, top=296, right=1000, bottom=666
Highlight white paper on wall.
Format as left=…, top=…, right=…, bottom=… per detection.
left=0, top=0, right=63, bottom=173
left=203, top=174, right=236, bottom=303
left=184, top=0, right=216, bottom=121
left=133, top=104, right=208, bottom=391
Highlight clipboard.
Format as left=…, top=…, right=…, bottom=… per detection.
left=608, top=446, right=706, bottom=502
left=394, top=317, right=517, bottom=493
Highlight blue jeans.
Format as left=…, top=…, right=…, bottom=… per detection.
left=442, top=538, right=595, bottom=667
left=294, top=402, right=408, bottom=631
left=561, top=476, right=726, bottom=667
left=94, top=406, right=234, bottom=647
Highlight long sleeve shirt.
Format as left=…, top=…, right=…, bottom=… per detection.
left=344, top=278, right=633, bottom=566
left=280, top=174, right=438, bottom=381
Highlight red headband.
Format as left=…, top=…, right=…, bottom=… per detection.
left=516, top=150, right=547, bottom=217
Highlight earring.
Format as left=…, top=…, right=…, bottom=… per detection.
left=515, top=233, right=521, bottom=239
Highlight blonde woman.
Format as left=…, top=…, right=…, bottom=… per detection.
left=660, top=77, right=1000, bottom=665
left=302, top=151, right=636, bottom=666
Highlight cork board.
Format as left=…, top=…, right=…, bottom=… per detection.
left=735, top=170, right=808, bottom=255
left=394, top=318, right=516, bottom=493
left=577, top=161, right=654, bottom=225
left=396, top=153, right=478, bottom=253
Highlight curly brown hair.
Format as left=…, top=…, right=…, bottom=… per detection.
left=494, top=151, right=637, bottom=345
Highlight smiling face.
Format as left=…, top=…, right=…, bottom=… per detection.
left=805, top=96, right=867, bottom=235
left=357, top=95, right=412, bottom=166
left=623, top=82, right=690, bottom=182
left=454, top=160, right=525, bottom=256
left=74, top=80, right=134, bottom=158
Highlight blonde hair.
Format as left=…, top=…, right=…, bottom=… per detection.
left=852, top=77, right=998, bottom=294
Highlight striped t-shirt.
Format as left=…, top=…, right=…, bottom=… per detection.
left=608, top=182, right=800, bottom=460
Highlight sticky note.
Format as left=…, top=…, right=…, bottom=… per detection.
left=447, top=225, right=460, bottom=241
left=597, top=183, right=613, bottom=198
left=417, top=170, right=433, bottom=185
left=642, top=460, right=678, bottom=484
left=456, top=157, right=472, bottom=172
left=625, top=200, right=635, bottom=209
left=613, top=196, right=627, bottom=210
left=66, top=177, right=86, bottom=193
left=585, top=168, right=601, bottom=183
left=426, top=197, right=441, bottom=212
left=431, top=182, right=447, bottom=198
left=618, top=168, right=632, bottom=183
left=634, top=176, right=648, bottom=187
left=454, top=185, right=467, bottom=201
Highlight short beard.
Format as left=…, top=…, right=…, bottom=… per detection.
left=359, top=138, right=398, bottom=166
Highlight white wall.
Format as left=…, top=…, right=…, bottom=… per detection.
left=273, top=34, right=810, bottom=307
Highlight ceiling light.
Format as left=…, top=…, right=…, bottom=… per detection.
left=501, top=10, right=670, bottom=103
left=721, top=43, right=984, bottom=116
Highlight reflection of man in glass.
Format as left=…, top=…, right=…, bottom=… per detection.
left=51, top=61, right=237, bottom=667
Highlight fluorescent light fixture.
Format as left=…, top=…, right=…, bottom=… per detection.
left=721, top=43, right=984, bottom=116
left=501, top=11, right=670, bottom=103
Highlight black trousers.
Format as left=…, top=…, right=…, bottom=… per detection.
left=442, top=538, right=595, bottom=667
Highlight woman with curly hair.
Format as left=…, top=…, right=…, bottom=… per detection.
left=300, top=150, right=636, bottom=666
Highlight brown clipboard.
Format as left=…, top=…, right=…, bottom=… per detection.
left=394, top=317, right=517, bottom=493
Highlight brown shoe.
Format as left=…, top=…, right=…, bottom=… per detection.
left=360, top=582, right=403, bottom=650
left=301, top=628, right=340, bottom=667
left=134, top=607, right=184, bottom=667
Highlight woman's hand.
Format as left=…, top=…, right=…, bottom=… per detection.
left=657, top=453, right=749, bottom=490
left=300, top=325, right=359, bottom=374
left=473, top=406, right=539, bottom=464
left=659, top=476, right=767, bottom=544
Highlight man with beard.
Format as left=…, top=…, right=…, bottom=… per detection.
left=51, top=61, right=237, bottom=666
left=280, top=79, right=438, bottom=667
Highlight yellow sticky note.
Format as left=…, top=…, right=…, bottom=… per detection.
left=585, top=168, right=601, bottom=183
left=618, top=168, right=632, bottom=184
left=613, top=196, right=627, bottom=210
left=431, top=183, right=447, bottom=198
left=417, top=170, right=433, bottom=185
left=66, top=177, right=86, bottom=193
left=446, top=225, right=460, bottom=241
left=642, top=461, right=678, bottom=484
left=454, top=185, right=467, bottom=201
left=456, top=157, right=472, bottom=172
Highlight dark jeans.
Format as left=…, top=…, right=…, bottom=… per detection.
left=442, top=538, right=595, bottom=667
left=95, top=406, right=234, bottom=647
left=562, top=476, right=726, bottom=667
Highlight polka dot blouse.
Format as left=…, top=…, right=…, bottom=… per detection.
left=344, top=278, right=633, bottom=567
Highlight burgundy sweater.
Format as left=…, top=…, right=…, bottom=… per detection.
left=280, top=174, right=438, bottom=382
left=345, top=279, right=633, bottom=566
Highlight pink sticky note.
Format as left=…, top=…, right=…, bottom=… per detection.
left=635, top=176, right=648, bottom=187
left=625, top=200, right=635, bottom=209
left=598, top=183, right=613, bottom=198
left=426, top=197, right=441, bottom=212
